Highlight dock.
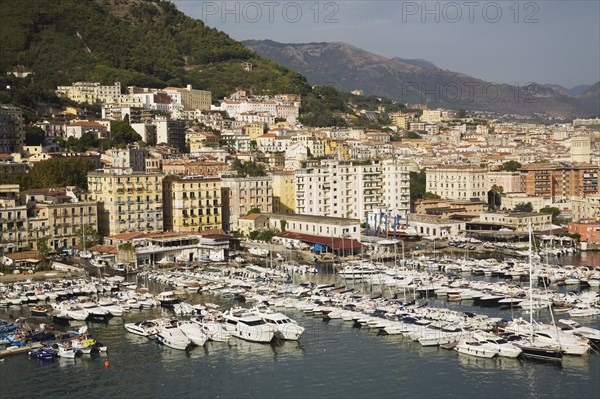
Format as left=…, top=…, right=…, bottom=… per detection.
left=0, top=342, right=42, bottom=358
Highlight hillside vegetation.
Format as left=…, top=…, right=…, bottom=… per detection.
left=0, top=0, right=311, bottom=103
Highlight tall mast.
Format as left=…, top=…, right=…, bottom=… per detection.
left=528, top=220, right=533, bottom=341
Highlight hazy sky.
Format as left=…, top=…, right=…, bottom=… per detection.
left=173, top=1, right=600, bottom=88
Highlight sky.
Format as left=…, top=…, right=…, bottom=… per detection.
left=173, top=1, right=600, bottom=88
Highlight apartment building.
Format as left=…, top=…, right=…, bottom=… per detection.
left=87, top=171, right=163, bottom=236
left=572, top=194, right=600, bottom=221
left=426, top=166, right=489, bottom=201
left=421, top=109, right=442, bottom=124
left=164, top=85, right=211, bottom=111
left=221, top=176, right=273, bottom=232
left=153, top=118, right=186, bottom=151
left=107, top=146, right=150, bottom=171
left=0, top=104, right=24, bottom=153
left=568, top=219, right=600, bottom=244
left=272, top=170, right=295, bottom=214
left=0, top=185, right=98, bottom=253
left=381, top=159, right=411, bottom=217
left=163, top=176, right=222, bottom=233
left=295, top=159, right=410, bottom=222
left=478, top=212, right=553, bottom=232
left=56, top=82, right=121, bottom=104
left=520, top=163, right=599, bottom=200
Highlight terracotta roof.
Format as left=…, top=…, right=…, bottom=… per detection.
left=276, top=231, right=362, bottom=250
left=5, top=250, right=41, bottom=260
left=69, top=121, right=104, bottom=127
left=239, top=213, right=266, bottom=221
left=89, top=244, right=118, bottom=254
left=110, top=232, right=145, bottom=240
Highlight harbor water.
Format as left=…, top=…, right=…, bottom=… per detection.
left=1, top=254, right=599, bottom=399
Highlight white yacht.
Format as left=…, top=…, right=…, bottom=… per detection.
left=156, top=320, right=191, bottom=350
left=454, top=340, right=497, bottom=358
left=177, top=320, right=208, bottom=346
left=98, top=298, right=125, bottom=317
left=81, top=302, right=111, bottom=319
left=191, top=317, right=232, bottom=342
left=222, top=308, right=276, bottom=343
left=252, top=308, right=305, bottom=340
left=124, top=320, right=159, bottom=337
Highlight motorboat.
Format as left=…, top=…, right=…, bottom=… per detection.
left=124, top=320, right=159, bottom=337
left=98, top=298, right=125, bottom=317
left=252, top=308, right=305, bottom=340
left=222, top=308, right=276, bottom=343
left=156, top=291, right=181, bottom=308
left=156, top=320, right=191, bottom=350
left=29, top=345, right=57, bottom=360
left=30, top=306, right=49, bottom=317
left=177, top=320, right=208, bottom=346
left=81, top=302, right=111, bottom=319
left=472, top=332, right=522, bottom=358
left=56, top=342, right=80, bottom=358
left=454, top=340, right=497, bottom=358
left=191, top=317, right=231, bottom=342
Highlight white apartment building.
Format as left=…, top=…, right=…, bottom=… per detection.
left=295, top=159, right=410, bottom=222
left=426, top=166, right=489, bottom=201
left=381, top=159, right=411, bottom=217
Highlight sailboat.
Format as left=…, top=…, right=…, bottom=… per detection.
left=514, top=221, right=563, bottom=361
left=79, top=226, right=93, bottom=259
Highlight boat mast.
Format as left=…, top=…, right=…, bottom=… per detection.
left=528, top=220, right=533, bottom=343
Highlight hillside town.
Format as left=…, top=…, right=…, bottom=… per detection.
left=0, top=80, right=598, bottom=273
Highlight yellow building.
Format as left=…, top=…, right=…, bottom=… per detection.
left=324, top=138, right=350, bottom=160
left=272, top=171, right=295, bottom=214
left=245, top=123, right=265, bottom=141
left=163, top=176, right=222, bottom=232
left=87, top=172, right=163, bottom=236
left=390, top=113, right=408, bottom=130
left=187, top=132, right=219, bottom=152
left=37, top=201, right=98, bottom=250
left=0, top=185, right=98, bottom=252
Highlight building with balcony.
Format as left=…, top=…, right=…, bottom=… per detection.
left=0, top=104, right=24, bottom=153
left=87, top=171, right=163, bottom=237
left=221, top=176, right=273, bottom=232
left=519, top=163, right=599, bottom=201
left=272, top=170, right=295, bottom=214
left=295, top=160, right=411, bottom=222
left=163, top=176, right=222, bottom=233
left=477, top=212, right=553, bottom=232
left=426, top=166, right=489, bottom=201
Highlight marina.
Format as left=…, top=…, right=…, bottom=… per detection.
left=0, top=251, right=599, bottom=398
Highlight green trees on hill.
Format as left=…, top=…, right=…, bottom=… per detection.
left=0, top=0, right=311, bottom=104
left=233, top=160, right=267, bottom=177
left=0, top=157, right=95, bottom=189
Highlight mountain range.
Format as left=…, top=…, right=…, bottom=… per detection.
left=244, top=40, right=600, bottom=118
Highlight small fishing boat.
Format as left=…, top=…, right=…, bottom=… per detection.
left=29, top=345, right=57, bottom=360
left=30, top=306, right=49, bottom=317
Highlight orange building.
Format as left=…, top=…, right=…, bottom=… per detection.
left=568, top=219, right=600, bottom=244
left=520, top=163, right=598, bottom=200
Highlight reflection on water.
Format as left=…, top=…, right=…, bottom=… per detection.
left=456, top=352, right=524, bottom=371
